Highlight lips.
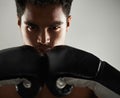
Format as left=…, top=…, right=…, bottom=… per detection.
left=35, top=44, right=52, bottom=54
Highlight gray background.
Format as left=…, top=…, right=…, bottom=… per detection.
left=0, top=0, right=120, bottom=70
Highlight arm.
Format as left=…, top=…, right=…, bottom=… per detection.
left=46, top=45, right=120, bottom=98
left=0, top=45, right=47, bottom=98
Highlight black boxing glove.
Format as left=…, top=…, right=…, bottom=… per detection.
left=0, top=45, right=48, bottom=98
left=46, top=45, right=120, bottom=98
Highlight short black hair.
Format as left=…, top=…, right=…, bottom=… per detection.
left=15, top=0, right=73, bottom=18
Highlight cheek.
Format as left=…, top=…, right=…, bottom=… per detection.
left=50, top=30, right=66, bottom=46
left=21, top=26, right=37, bottom=45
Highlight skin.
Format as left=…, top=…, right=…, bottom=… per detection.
left=0, top=3, right=98, bottom=98
left=18, top=3, right=71, bottom=53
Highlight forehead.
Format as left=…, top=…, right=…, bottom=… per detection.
left=21, top=3, right=67, bottom=26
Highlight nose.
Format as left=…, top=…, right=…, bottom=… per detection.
left=37, top=29, right=50, bottom=44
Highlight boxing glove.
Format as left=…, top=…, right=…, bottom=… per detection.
left=0, top=45, right=48, bottom=98
left=46, top=45, right=120, bottom=98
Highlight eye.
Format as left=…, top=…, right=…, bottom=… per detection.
left=49, top=25, right=61, bottom=32
left=27, top=24, right=39, bottom=32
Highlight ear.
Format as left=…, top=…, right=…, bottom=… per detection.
left=66, top=15, right=72, bottom=32
left=17, top=16, right=21, bottom=28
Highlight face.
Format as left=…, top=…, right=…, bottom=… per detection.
left=18, top=3, right=71, bottom=53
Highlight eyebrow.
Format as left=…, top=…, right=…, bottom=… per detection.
left=49, top=21, right=64, bottom=27
left=24, top=21, right=38, bottom=27
left=24, top=21, right=64, bottom=27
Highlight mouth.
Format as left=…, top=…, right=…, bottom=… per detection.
left=35, top=44, right=52, bottom=54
